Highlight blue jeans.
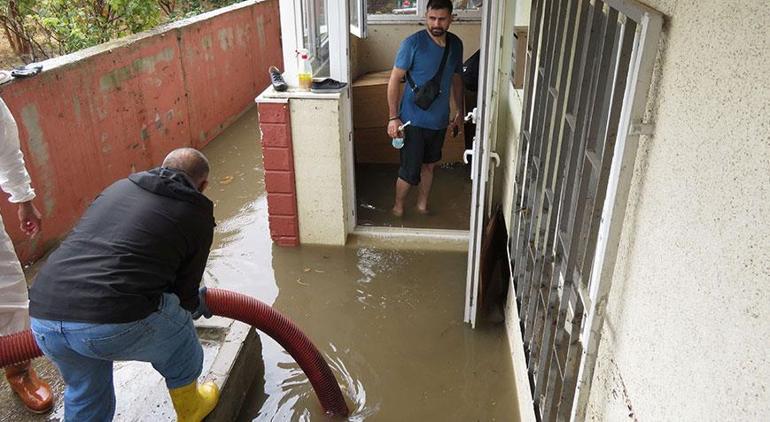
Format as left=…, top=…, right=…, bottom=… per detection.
left=31, top=293, right=203, bottom=422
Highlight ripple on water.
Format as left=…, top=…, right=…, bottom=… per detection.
left=355, top=248, right=407, bottom=284
left=255, top=342, right=379, bottom=421
left=355, top=248, right=409, bottom=310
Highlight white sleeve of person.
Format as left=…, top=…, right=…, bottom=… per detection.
left=0, top=98, right=35, bottom=203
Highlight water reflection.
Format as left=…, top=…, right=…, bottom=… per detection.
left=355, top=248, right=407, bottom=284
left=355, top=163, right=472, bottom=229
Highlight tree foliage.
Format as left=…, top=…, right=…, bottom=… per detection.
left=39, top=0, right=163, bottom=54
left=0, top=0, right=242, bottom=64
left=0, top=0, right=53, bottom=62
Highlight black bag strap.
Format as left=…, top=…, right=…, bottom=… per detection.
left=406, top=34, right=453, bottom=91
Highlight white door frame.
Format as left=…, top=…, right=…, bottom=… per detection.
left=278, top=0, right=351, bottom=84
left=278, top=0, right=304, bottom=86
left=464, top=0, right=504, bottom=328
left=328, top=0, right=350, bottom=82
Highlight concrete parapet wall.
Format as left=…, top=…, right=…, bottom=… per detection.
left=0, top=0, right=282, bottom=262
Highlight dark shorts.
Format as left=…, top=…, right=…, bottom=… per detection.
left=398, top=125, right=447, bottom=185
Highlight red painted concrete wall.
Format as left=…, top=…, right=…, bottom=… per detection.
left=0, top=0, right=282, bottom=263
left=181, top=4, right=282, bottom=147
left=258, top=102, right=299, bottom=247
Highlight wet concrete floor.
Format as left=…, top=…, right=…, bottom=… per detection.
left=355, top=163, right=472, bottom=231
left=204, top=107, right=517, bottom=420
left=0, top=106, right=517, bottom=421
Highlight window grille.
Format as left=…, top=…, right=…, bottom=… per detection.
left=509, top=0, right=662, bottom=419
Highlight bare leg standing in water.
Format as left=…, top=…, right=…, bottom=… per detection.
left=393, top=178, right=410, bottom=217
left=416, top=163, right=437, bottom=214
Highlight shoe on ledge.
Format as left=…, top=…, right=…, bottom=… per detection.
left=269, top=66, right=288, bottom=92
left=311, top=78, right=348, bottom=93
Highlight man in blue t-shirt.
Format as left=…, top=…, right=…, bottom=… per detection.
left=387, top=0, right=464, bottom=217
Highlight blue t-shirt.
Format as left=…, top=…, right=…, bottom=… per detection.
left=395, top=30, right=463, bottom=130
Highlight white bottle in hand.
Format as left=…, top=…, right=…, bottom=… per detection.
left=392, top=120, right=411, bottom=149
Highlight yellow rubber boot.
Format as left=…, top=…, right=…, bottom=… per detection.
left=168, top=381, right=220, bottom=422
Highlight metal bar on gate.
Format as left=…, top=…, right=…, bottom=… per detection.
left=574, top=8, right=663, bottom=420
left=567, top=7, right=620, bottom=283
left=513, top=0, right=545, bottom=308
left=529, top=0, right=578, bottom=404
left=605, top=0, right=660, bottom=22
left=526, top=0, right=570, bottom=372
left=556, top=0, right=605, bottom=259
left=555, top=295, right=585, bottom=420
left=507, top=0, right=663, bottom=420
left=562, top=3, right=617, bottom=280
left=541, top=281, right=578, bottom=419
left=543, top=6, right=610, bottom=418
left=521, top=0, right=560, bottom=373
left=579, top=18, right=636, bottom=284
left=534, top=0, right=585, bottom=387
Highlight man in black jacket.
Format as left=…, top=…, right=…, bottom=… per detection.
left=28, top=148, right=218, bottom=422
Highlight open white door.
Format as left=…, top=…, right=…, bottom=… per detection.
left=349, top=0, right=367, bottom=38
left=464, top=0, right=501, bottom=328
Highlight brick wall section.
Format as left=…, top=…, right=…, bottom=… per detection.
left=258, top=102, right=299, bottom=247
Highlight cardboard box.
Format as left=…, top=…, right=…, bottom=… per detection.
left=354, top=127, right=399, bottom=164
left=352, top=70, right=403, bottom=129
left=353, top=126, right=465, bottom=165
left=443, top=127, right=466, bottom=163
left=352, top=70, right=466, bottom=165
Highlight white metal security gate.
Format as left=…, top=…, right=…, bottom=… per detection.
left=510, top=0, right=662, bottom=420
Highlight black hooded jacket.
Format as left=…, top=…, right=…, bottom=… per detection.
left=29, top=168, right=215, bottom=323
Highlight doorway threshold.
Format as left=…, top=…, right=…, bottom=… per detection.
left=348, top=226, right=469, bottom=251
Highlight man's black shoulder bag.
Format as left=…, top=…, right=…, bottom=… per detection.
left=406, top=34, right=454, bottom=110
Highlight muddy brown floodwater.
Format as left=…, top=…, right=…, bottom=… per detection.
left=201, top=107, right=518, bottom=421
left=355, top=163, right=472, bottom=230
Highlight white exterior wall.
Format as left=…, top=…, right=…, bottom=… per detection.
left=290, top=97, right=349, bottom=245
left=493, top=0, right=769, bottom=420
left=584, top=0, right=770, bottom=420
left=500, top=86, right=524, bottom=231
left=498, top=0, right=530, bottom=231
left=352, top=22, right=481, bottom=78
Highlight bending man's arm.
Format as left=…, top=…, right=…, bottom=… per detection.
left=175, top=228, right=214, bottom=312
left=387, top=67, right=407, bottom=138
